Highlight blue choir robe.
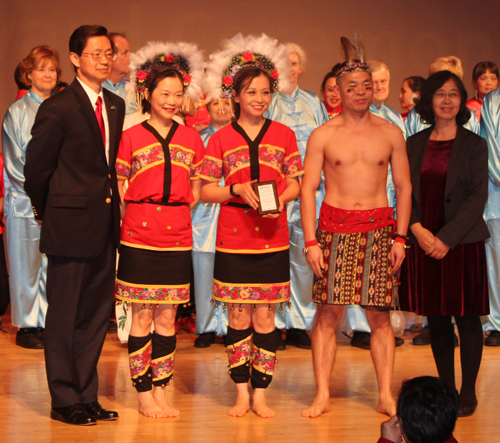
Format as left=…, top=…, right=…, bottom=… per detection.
left=102, top=78, right=137, bottom=115
left=480, top=88, right=500, bottom=332
left=346, top=103, right=406, bottom=335
left=192, top=123, right=228, bottom=335
left=2, top=90, right=48, bottom=328
left=405, top=106, right=480, bottom=137
left=265, top=87, right=329, bottom=330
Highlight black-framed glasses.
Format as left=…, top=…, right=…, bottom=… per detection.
left=434, top=91, right=461, bottom=100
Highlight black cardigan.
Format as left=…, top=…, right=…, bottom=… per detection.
left=406, top=125, right=490, bottom=249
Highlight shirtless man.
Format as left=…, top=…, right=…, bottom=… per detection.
left=300, top=56, right=411, bottom=418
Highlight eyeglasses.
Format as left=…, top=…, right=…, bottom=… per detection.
left=81, top=52, right=117, bottom=62
left=434, top=91, right=461, bottom=100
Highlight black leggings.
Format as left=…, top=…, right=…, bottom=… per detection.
left=427, top=315, right=483, bottom=406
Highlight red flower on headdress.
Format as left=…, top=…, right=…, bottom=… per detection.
left=271, top=69, right=279, bottom=79
left=166, top=54, right=174, bottom=63
left=183, top=74, right=192, bottom=85
left=223, top=76, right=233, bottom=86
left=243, top=52, right=254, bottom=62
left=136, top=70, right=148, bottom=81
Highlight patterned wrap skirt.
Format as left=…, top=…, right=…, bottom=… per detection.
left=312, top=203, right=397, bottom=308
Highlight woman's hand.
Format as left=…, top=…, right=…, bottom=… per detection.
left=305, top=245, right=325, bottom=278
left=263, top=197, right=285, bottom=219
left=427, top=237, right=450, bottom=260
left=233, top=180, right=259, bottom=210
left=411, top=223, right=435, bottom=253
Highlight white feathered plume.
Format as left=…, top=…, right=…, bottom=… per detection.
left=204, top=33, right=292, bottom=103
left=127, top=41, right=204, bottom=102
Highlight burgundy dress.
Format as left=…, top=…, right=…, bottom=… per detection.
left=400, top=139, right=489, bottom=316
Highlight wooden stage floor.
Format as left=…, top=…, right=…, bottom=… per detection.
left=0, top=317, right=498, bottom=443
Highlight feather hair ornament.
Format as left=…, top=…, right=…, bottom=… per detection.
left=127, top=41, right=204, bottom=111
left=335, top=32, right=370, bottom=79
left=204, top=33, right=292, bottom=115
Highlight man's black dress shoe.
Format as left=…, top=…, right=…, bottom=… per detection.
left=275, top=328, right=286, bottom=351
left=16, top=328, right=44, bottom=349
left=285, top=328, right=311, bottom=349
left=458, top=398, right=478, bottom=417
left=84, top=401, right=119, bottom=421
left=413, top=327, right=459, bottom=347
left=50, top=404, right=96, bottom=426
left=351, top=331, right=404, bottom=349
left=194, top=332, right=216, bottom=348
left=485, top=330, right=500, bottom=346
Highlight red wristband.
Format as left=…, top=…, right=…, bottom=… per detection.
left=394, top=237, right=406, bottom=244
left=305, top=240, right=318, bottom=248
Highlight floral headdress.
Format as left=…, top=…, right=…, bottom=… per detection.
left=335, top=33, right=370, bottom=79
left=204, top=33, right=291, bottom=114
left=128, top=41, right=204, bottom=110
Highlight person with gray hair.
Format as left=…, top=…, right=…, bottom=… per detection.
left=102, top=32, right=136, bottom=114
left=265, top=42, right=328, bottom=350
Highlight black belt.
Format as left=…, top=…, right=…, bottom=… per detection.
left=227, top=202, right=252, bottom=209
left=130, top=200, right=187, bottom=207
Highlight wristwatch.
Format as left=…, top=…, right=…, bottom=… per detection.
left=230, top=183, right=239, bottom=197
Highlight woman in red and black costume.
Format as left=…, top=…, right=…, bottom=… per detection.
left=200, top=34, right=302, bottom=418
left=115, top=42, right=205, bottom=418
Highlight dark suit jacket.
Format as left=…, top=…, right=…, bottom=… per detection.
left=407, top=125, right=489, bottom=249
left=25, top=78, right=125, bottom=258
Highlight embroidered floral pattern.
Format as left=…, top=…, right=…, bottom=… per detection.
left=128, top=144, right=196, bottom=181
left=152, top=351, right=175, bottom=382
left=116, top=159, right=131, bottom=180
left=213, top=280, right=290, bottom=303
left=129, top=340, right=152, bottom=378
left=251, top=344, right=276, bottom=375
left=284, top=153, right=303, bottom=176
left=227, top=335, right=253, bottom=368
left=199, top=156, right=223, bottom=181
left=130, top=144, right=164, bottom=179
left=115, top=281, right=190, bottom=303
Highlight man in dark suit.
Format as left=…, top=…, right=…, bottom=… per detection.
left=25, top=25, right=125, bottom=426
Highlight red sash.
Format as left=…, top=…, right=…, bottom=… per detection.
left=318, top=202, right=396, bottom=234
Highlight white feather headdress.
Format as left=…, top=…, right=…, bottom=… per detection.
left=204, top=33, right=292, bottom=104
left=127, top=41, right=204, bottom=109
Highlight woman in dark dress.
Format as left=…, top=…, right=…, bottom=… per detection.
left=400, top=70, right=489, bottom=417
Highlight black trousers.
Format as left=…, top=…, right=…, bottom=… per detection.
left=44, top=238, right=116, bottom=408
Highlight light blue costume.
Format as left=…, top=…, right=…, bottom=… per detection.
left=346, top=103, right=406, bottom=334
left=480, top=89, right=500, bottom=332
left=265, top=87, right=329, bottom=330
left=2, top=90, right=48, bottom=328
left=405, top=106, right=480, bottom=137
left=192, top=123, right=228, bottom=336
left=102, top=77, right=137, bottom=115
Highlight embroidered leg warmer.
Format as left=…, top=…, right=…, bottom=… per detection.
left=251, top=330, right=277, bottom=389
left=226, top=326, right=253, bottom=384
left=128, top=334, right=153, bottom=392
left=151, top=331, right=176, bottom=387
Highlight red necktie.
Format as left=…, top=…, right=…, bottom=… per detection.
left=95, top=96, right=106, bottom=148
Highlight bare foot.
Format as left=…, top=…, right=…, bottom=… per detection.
left=137, top=391, right=167, bottom=418
left=153, top=387, right=180, bottom=417
left=377, top=395, right=397, bottom=417
left=228, top=383, right=250, bottom=417
left=252, top=388, right=275, bottom=418
left=301, top=395, right=331, bottom=418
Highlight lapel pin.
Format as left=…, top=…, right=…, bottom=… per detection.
left=111, top=106, right=117, bottom=110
